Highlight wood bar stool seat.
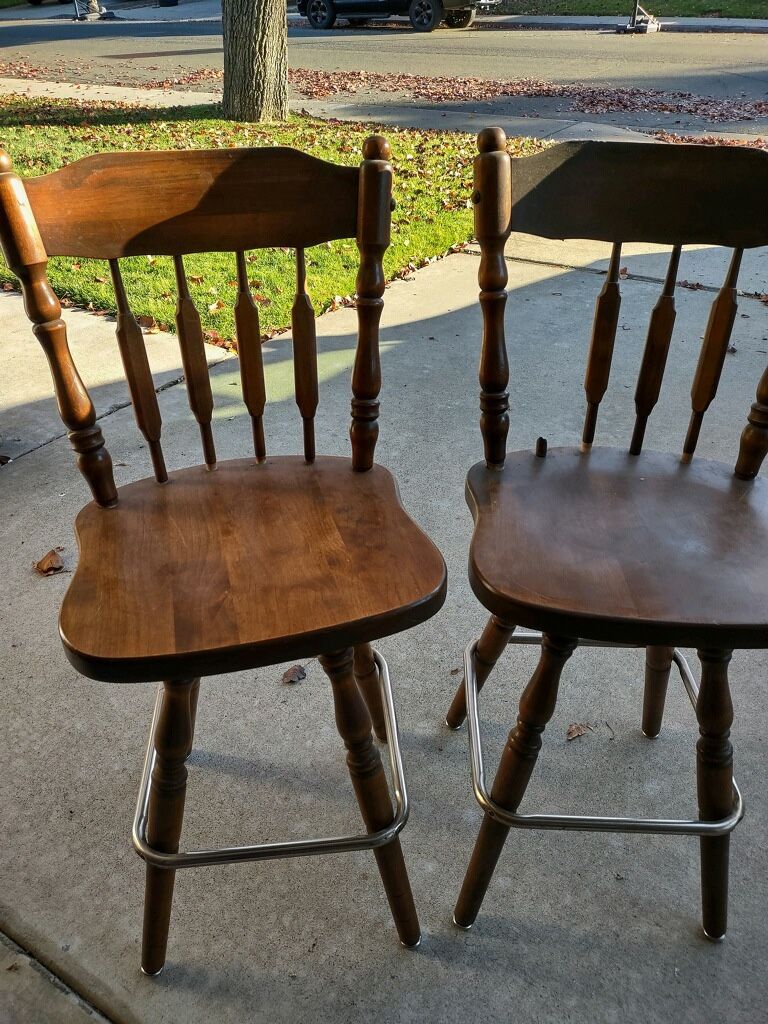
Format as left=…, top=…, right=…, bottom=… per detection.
left=447, top=129, right=768, bottom=944
left=62, top=456, right=445, bottom=683
left=467, top=447, right=768, bottom=650
left=0, top=136, right=446, bottom=975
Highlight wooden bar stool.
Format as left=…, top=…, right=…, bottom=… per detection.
left=0, top=138, right=446, bottom=974
left=447, top=129, right=768, bottom=941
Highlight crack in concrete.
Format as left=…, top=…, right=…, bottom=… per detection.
left=1, top=929, right=117, bottom=1024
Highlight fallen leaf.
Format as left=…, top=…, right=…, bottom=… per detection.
left=34, top=547, right=64, bottom=576
left=208, top=299, right=226, bottom=313
left=282, top=664, right=306, bottom=685
left=189, top=275, right=204, bottom=285
left=450, top=667, right=461, bottom=676
left=137, top=314, right=157, bottom=330
left=566, top=723, right=592, bottom=741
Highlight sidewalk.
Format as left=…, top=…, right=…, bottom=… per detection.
left=1, top=233, right=768, bottom=1023
left=0, top=76, right=656, bottom=142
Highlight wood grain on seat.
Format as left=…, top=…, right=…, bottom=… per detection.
left=61, top=457, right=447, bottom=683
left=467, top=447, right=768, bottom=649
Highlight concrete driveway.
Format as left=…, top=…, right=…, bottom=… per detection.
left=1, top=238, right=767, bottom=1023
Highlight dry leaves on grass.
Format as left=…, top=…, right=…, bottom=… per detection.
left=34, top=547, right=64, bottom=576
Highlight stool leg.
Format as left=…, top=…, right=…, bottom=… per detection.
left=642, top=645, right=674, bottom=737
left=454, top=635, right=576, bottom=928
left=320, top=649, right=420, bottom=946
left=354, top=643, right=387, bottom=743
left=189, top=678, right=201, bottom=738
left=446, top=615, right=516, bottom=729
left=696, top=649, right=733, bottom=941
left=141, top=678, right=197, bottom=976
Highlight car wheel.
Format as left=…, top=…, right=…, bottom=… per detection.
left=409, top=0, right=443, bottom=31
left=306, top=0, right=337, bottom=29
left=445, top=8, right=475, bottom=27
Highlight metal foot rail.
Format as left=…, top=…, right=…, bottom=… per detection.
left=132, top=650, right=409, bottom=870
left=463, top=632, right=743, bottom=837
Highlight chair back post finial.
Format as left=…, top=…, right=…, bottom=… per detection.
left=474, top=127, right=512, bottom=469
left=351, top=135, right=392, bottom=471
left=735, top=364, right=768, bottom=480
left=0, top=166, right=117, bottom=507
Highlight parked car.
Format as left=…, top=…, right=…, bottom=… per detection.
left=299, top=0, right=478, bottom=32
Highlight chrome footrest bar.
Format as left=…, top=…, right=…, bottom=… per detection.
left=132, top=650, right=409, bottom=870
left=464, top=634, right=744, bottom=837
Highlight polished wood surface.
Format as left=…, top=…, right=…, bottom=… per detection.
left=174, top=255, right=216, bottom=468
left=0, top=136, right=439, bottom=966
left=319, top=649, right=420, bottom=946
left=23, top=148, right=359, bottom=258
left=61, top=458, right=446, bottom=683
left=141, top=678, right=197, bottom=976
left=508, top=140, right=768, bottom=248
left=631, top=247, right=681, bottom=455
left=641, top=646, right=674, bottom=739
left=454, top=635, right=576, bottom=928
left=0, top=155, right=117, bottom=506
left=450, top=129, right=766, bottom=940
left=696, top=649, right=733, bottom=940
left=466, top=447, right=768, bottom=649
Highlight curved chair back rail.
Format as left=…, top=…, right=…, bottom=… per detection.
left=0, top=138, right=393, bottom=504
left=472, top=131, right=768, bottom=476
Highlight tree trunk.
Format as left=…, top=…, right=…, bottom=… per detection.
left=222, top=0, right=288, bottom=123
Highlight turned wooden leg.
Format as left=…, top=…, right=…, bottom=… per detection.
left=141, top=679, right=196, bottom=976
left=354, top=643, right=387, bottom=743
left=696, top=649, right=734, bottom=941
left=319, top=648, right=420, bottom=947
left=642, top=646, right=674, bottom=738
left=188, top=679, right=201, bottom=739
left=446, top=615, right=516, bottom=729
left=454, top=634, right=576, bottom=929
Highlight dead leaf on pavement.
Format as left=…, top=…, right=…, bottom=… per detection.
left=566, top=723, right=593, bottom=741
left=136, top=314, right=157, bottom=330
left=282, top=664, right=307, bottom=685
left=34, top=547, right=64, bottom=576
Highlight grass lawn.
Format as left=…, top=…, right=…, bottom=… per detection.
left=0, top=97, right=544, bottom=345
left=495, top=0, right=765, bottom=16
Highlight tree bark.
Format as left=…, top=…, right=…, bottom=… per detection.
left=222, top=0, right=288, bottom=123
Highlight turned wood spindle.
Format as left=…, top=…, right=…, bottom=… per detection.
left=582, top=242, right=622, bottom=450
left=292, top=247, right=319, bottom=462
left=734, top=363, right=768, bottom=480
left=0, top=167, right=117, bottom=506
left=454, top=634, right=577, bottom=928
left=683, top=248, right=743, bottom=462
left=109, top=259, right=167, bottom=482
left=446, top=614, right=515, bottom=730
left=351, top=136, right=392, bottom=472
left=173, top=255, right=216, bottom=468
left=474, top=127, right=512, bottom=469
left=142, top=678, right=197, bottom=975
left=234, top=250, right=267, bottom=461
left=630, top=246, right=682, bottom=455
left=319, top=648, right=421, bottom=947
left=696, top=649, right=734, bottom=940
